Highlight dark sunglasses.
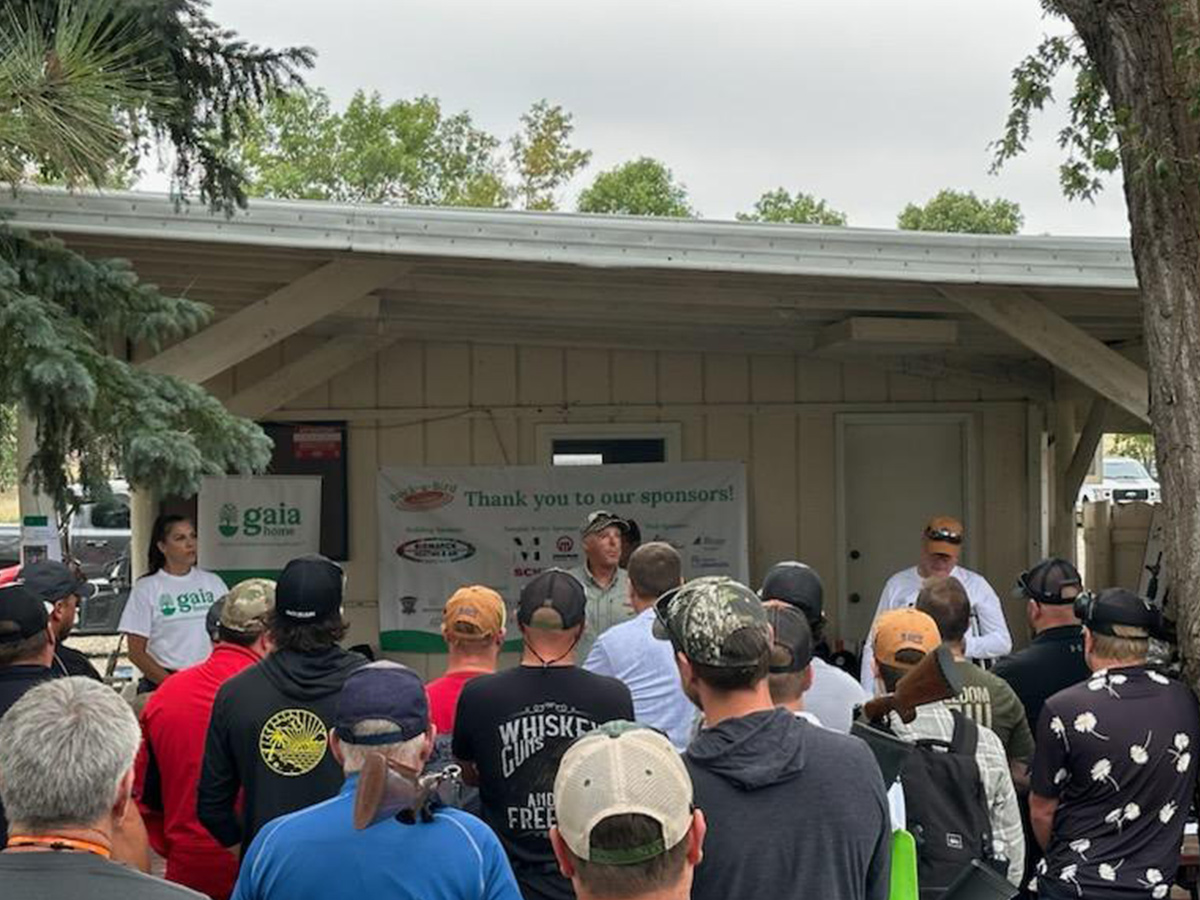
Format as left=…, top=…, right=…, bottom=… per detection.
left=924, top=527, right=963, bottom=545
left=653, top=587, right=684, bottom=650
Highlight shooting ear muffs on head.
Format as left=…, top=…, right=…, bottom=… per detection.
left=1072, top=591, right=1096, bottom=625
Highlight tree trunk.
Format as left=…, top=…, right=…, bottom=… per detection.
left=1055, top=1, right=1200, bottom=690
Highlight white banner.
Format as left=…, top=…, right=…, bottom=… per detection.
left=376, top=462, right=747, bottom=651
left=198, top=475, right=323, bottom=581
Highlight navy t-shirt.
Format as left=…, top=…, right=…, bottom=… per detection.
left=1032, top=665, right=1200, bottom=898
left=453, top=665, right=633, bottom=900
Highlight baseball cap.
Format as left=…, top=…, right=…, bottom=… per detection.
left=652, top=576, right=770, bottom=668
left=1015, top=558, right=1082, bottom=605
left=334, top=661, right=428, bottom=744
left=759, top=561, right=823, bottom=624
left=275, top=555, right=343, bottom=621
left=20, top=560, right=95, bottom=603
left=219, top=579, right=275, bottom=634
left=0, top=583, right=50, bottom=644
left=555, top=722, right=693, bottom=865
left=1075, top=588, right=1161, bottom=638
left=766, top=604, right=813, bottom=674
left=873, top=608, right=941, bottom=669
left=922, top=515, right=964, bottom=557
left=518, top=569, right=586, bottom=630
left=581, top=510, right=629, bottom=538
left=443, top=585, right=506, bottom=639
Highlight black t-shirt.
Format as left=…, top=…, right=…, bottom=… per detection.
left=53, top=644, right=103, bottom=681
left=453, top=664, right=634, bottom=900
left=1032, top=665, right=1200, bottom=898
left=994, top=625, right=1090, bottom=732
left=0, top=850, right=206, bottom=899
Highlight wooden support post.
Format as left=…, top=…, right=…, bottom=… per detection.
left=1052, top=402, right=1078, bottom=561
left=940, top=286, right=1149, bottom=422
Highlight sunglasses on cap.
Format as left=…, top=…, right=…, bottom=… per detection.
left=653, top=586, right=684, bottom=651
left=924, top=527, right=963, bottom=545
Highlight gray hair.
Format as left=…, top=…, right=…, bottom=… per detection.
left=338, top=719, right=425, bottom=773
left=0, top=677, right=140, bottom=831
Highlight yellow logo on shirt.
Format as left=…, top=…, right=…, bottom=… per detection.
left=259, top=709, right=328, bottom=776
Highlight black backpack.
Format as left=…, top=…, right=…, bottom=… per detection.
left=898, top=710, right=994, bottom=899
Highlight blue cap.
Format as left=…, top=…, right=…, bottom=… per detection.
left=334, top=661, right=428, bottom=745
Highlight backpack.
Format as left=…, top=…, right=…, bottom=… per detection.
left=898, top=710, right=994, bottom=899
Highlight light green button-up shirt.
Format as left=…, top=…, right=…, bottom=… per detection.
left=568, top=562, right=633, bottom=661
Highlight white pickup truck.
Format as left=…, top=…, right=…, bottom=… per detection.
left=0, top=484, right=131, bottom=578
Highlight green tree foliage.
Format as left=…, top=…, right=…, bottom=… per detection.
left=510, top=100, right=592, bottom=211
left=240, top=87, right=508, bottom=206
left=2, top=0, right=312, bottom=209
left=576, top=157, right=696, bottom=218
left=737, top=188, right=847, bottom=226
left=0, top=0, right=294, bottom=508
left=241, top=91, right=591, bottom=211
left=896, top=189, right=1024, bottom=234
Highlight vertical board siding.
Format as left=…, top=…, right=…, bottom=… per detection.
left=234, top=340, right=1032, bottom=663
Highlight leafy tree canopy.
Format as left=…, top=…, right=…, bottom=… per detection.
left=576, top=157, right=696, bottom=218
left=240, top=89, right=591, bottom=211
left=737, top=188, right=847, bottom=226
left=0, top=0, right=303, bottom=508
left=896, top=189, right=1024, bottom=234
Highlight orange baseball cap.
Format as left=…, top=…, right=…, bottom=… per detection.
left=873, top=608, right=941, bottom=668
left=922, top=515, right=964, bottom=557
left=442, top=585, right=506, bottom=639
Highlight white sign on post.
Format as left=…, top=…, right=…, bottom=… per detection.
left=198, top=475, right=323, bottom=584
left=376, top=462, right=748, bottom=652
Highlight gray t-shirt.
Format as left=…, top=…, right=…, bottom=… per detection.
left=806, top=657, right=869, bottom=733
left=0, top=852, right=206, bottom=899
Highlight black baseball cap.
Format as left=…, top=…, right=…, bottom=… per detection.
left=759, top=561, right=824, bottom=624
left=334, top=661, right=428, bottom=744
left=275, top=555, right=343, bottom=621
left=1075, top=588, right=1162, bottom=638
left=1015, top=558, right=1082, bottom=605
left=20, top=560, right=95, bottom=603
left=766, top=604, right=814, bottom=674
left=518, top=569, right=586, bottom=630
left=0, top=584, right=50, bottom=644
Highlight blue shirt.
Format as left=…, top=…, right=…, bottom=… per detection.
left=232, top=774, right=521, bottom=900
left=583, top=607, right=697, bottom=749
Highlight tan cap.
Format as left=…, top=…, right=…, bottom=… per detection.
left=922, top=515, right=964, bottom=558
left=443, top=585, right=506, bottom=639
left=554, top=722, right=693, bottom=865
left=873, top=608, right=940, bottom=669
left=219, top=579, right=275, bottom=634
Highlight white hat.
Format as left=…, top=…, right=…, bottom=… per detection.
left=554, top=722, right=693, bottom=864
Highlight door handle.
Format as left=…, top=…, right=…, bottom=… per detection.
left=849, top=592, right=862, bottom=604
left=85, top=540, right=109, bottom=548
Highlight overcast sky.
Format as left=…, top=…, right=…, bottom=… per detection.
left=194, top=0, right=1130, bottom=236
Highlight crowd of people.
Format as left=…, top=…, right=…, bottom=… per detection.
left=0, top=509, right=1195, bottom=900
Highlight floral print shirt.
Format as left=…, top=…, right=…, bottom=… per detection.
left=1032, top=665, right=1200, bottom=898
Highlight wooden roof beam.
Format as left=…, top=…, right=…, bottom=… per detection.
left=940, top=286, right=1149, bottom=422
left=140, top=259, right=407, bottom=384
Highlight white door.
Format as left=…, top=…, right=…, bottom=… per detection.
left=838, top=414, right=974, bottom=650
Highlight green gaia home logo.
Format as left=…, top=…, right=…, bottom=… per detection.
left=219, top=503, right=239, bottom=537
left=158, top=593, right=178, bottom=617
left=159, top=590, right=215, bottom=617
left=219, top=501, right=304, bottom=540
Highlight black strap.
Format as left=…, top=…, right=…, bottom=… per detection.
left=947, top=709, right=978, bottom=756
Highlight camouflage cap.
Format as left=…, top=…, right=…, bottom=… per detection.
left=652, top=576, right=770, bottom=667
left=219, top=578, right=276, bottom=634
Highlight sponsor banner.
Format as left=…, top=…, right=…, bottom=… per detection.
left=377, top=462, right=747, bottom=651
left=199, top=475, right=322, bottom=584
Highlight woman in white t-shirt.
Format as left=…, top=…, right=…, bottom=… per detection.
left=118, top=514, right=228, bottom=692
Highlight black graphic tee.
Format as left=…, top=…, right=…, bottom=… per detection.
left=1031, top=665, right=1200, bottom=899
left=454, top=665, right=634, bottom=900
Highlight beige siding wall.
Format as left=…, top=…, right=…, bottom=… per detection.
left=211, top=340, right=1035, bottom=675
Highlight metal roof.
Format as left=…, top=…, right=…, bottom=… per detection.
left=0, top=187, right=1142, bottom=362
left=3, top=186, right=1137, bottom=289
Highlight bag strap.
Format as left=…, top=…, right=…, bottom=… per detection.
left=948, top=709, right=979, bottom=756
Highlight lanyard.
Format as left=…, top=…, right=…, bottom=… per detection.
left=6, top=835, right=111, bottom=858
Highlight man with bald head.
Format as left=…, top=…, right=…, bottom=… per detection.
left=859, top=515, right=1011, bottom=693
